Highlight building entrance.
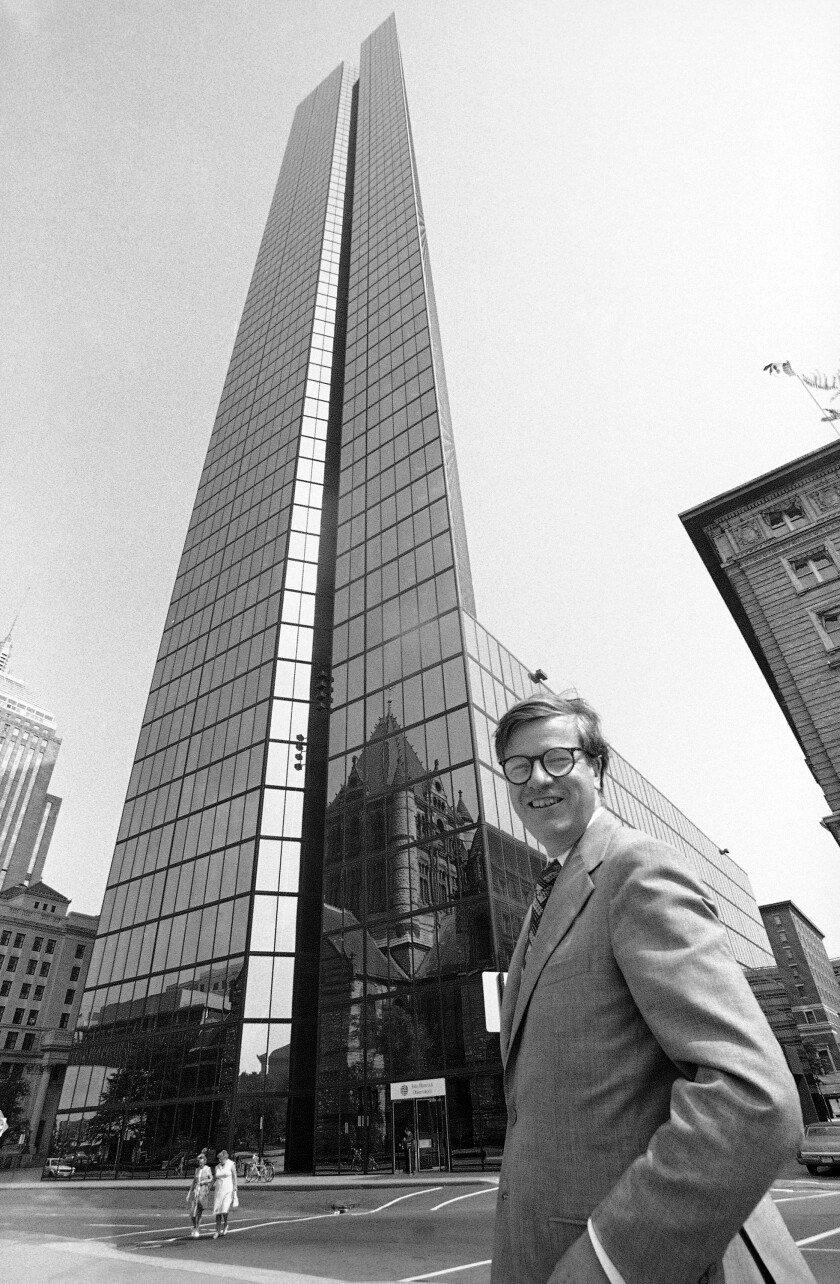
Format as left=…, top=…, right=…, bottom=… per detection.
left=390, top=1078, right=450, bottom=1172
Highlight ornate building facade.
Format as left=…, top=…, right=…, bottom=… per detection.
left=681, top=440, right=840, bottom=844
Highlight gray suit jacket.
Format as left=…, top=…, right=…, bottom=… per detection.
left=491, top=810, right=815, bottom=1284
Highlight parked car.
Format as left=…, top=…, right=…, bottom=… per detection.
left=797, top=1123, right=840, bottom=1174
left=67, top=1150, right=96, bottom=1169
left=42, top=1158, right=75, bottom=1179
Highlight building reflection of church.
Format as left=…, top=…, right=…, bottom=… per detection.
left=324, top=710, right=484, bottom=976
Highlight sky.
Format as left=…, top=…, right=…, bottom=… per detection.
left=2, top=0, right=839, bottom=948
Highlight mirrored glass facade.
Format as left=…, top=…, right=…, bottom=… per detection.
left=55, top=16, right=773, bottom=1176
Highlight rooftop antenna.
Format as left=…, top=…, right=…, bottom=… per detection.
left=0, top=588, right=30, bottom=674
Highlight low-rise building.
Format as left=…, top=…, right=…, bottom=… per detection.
left=0, top=880, right=97, bottom=1160
left=753, top=901, right=840, bottom=1117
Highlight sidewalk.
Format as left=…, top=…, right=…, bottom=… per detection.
left=0, top=1165, right=498, bottom=1191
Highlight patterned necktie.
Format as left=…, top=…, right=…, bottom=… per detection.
left=523, top=860, right=562, bottom=966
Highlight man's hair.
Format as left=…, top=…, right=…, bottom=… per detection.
left=494, top=692, right=611, bottom=778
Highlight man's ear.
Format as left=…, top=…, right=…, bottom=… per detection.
left=593, top=757, right=603, bottom=790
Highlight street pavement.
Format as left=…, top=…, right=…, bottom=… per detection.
left=3, top=1163, right=840, bottom=1282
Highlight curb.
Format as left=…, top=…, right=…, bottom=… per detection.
left=0, top=1172, right=499, bottom=1192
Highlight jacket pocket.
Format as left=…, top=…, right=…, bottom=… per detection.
left=540, top=958, right=591, bottom=984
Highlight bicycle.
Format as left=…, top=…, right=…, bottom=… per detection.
left=349, top=1148, right=379, bottom=1173
left=245, top=1158, right=275, bottom=1183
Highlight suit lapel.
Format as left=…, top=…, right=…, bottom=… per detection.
left=500, top=911, right=530, bottom=1063
left=502, top=810, right=621, bottom=1065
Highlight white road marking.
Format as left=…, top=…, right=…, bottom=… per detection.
left=429, top=1189, right=496, bottom=1211
left=80, top=1213, right=271, bottom=1241
left=773, top=1192, right=840, bottom=1204
left=355, top=1187, right=444, bottom=1214
left=400, top=1260, right=492, bottom=1281
left=143, top=1213, right=340, bottom=1245
left=796, top=1225, right=840, bottom=1247
left=81, top=1220, right=201, bottom=1240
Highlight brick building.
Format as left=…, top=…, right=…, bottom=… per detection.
left=755, top=901, right=840, bottom=1117
left=681, top=441, right=840, bottom=845
left=0, top=880, right=97, bottom=1160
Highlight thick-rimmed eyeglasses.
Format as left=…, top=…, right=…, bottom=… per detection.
left=501, top=746, right=590, bottom=785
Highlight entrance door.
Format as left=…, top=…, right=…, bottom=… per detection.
left=416, top=1097, right=448, bottom=1171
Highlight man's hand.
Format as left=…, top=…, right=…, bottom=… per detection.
left=548, top=1231, right=611, bottom=1284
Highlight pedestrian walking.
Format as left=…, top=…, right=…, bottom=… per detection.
left=401, top=1127, right=415, bottom=1174
left=211, top=1147, right=238, bottom=1238
left=185, top=1151, right=213, bottom=1238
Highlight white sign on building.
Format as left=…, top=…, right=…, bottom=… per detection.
left=389, top=1077, right=446, bottom=1100
left=482, top=971, right=508, bottom=1033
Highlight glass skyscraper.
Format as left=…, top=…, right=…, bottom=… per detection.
left=55, top=16, right=773, bottom=1175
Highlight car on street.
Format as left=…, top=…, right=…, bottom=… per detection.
left=797, top=1123, right=840, bottom=1174
left=42, top=1158, right=75, bottom=1179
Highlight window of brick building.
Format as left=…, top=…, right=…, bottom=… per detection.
left=817, top=1047, right=835, bottom=1073
left=12, top=1008, right=23, bottom=1025
left=26, top=1010, right=38, bottom=1026
left=19, top=984, right=30, bottom=999
left=63, top=989, right=75, bottom=1006
left=33, top=985, right=44, bottom=1001
left=25, top=960, right=37, bottom=976
left=74, top=944, right=86, bottom=960
left=32, top=937, right=43, bottom=952
left=58, top=1013, right=70, bottom=1030
left=7, top=956, right=18, bottom=973
left=764, top=500, right=806, bottom=532
left=39, top=962, right=50, bottom=978
left=818, top=608, right=840, bottom=647
left=70, top=966, right=80, bottom=982
left=4, top=1032, right=18, bottom=1049
left=21, top=1033, right=35, bottom=1051
left=790, top=549, right=840, bottom=589
left=45, top=939, right=56, bottom=955
left=0, top=931, right=10, bottom=946
left=0, top=981, right=10, bottom=997
left=13, top=933, right=24, bottom=948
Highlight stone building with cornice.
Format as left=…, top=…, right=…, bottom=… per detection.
left=681, top=440, right=840, bottom=844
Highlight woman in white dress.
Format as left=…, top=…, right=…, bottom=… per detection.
left=212, top=1148, right=238, bottom=1238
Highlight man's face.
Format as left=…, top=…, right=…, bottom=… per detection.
left=504, top=714, right=601, bottom=855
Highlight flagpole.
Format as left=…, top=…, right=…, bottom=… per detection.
left=792, top=373, right=840, bottom=441
left=764, top=363, right=840, bottom=441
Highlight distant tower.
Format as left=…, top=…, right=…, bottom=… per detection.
left=0, top=629, right=62, bottom=890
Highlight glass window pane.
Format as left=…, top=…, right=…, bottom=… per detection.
left=244, top=957, right=273, bottom=1019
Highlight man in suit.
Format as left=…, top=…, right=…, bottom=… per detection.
left=491, top=693, right=815, bottom=1284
